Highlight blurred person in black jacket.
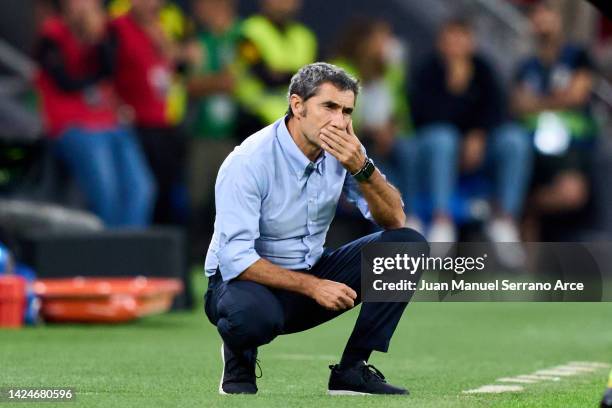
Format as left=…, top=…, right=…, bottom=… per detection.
left=411, top=17, right=532, bottom=244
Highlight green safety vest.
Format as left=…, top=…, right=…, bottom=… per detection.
left=235, top=15, right=317, bottom=124
left=190, top=21, right=242, bottom=139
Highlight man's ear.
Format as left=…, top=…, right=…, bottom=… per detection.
left=290, top=94, right=304, bottom=118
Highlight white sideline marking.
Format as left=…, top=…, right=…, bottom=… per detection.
left=514, top=374, right=561, bottom=381
left=462, top=361, right=609, bottom=395
left=555, top=364, right=600, bottom=370
left=496, top=377, right=539, bottom=384
left=534, top=369, right=577, bottom=377
left=463, top=385, right=524, bottom=394
left=551, top=365, right=597, bottom=373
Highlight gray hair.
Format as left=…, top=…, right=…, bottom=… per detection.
left=286, top=62, right=360, bottom=118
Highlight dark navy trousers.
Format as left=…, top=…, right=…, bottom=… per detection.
left=204, top=228, right=427, bottom=354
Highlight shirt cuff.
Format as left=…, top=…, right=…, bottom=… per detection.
left=217, top=247, right=261, bottom=281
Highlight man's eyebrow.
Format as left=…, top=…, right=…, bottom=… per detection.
left=321, top=100, right=354, bottom=113
left=321, top=100, right=340, bottom=108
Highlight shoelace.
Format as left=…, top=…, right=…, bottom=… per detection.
left=255, top=358, right=263, bottom=379
left=362, top=364, right=386, bottom=383
left=328, top=363, right=387, bottom=383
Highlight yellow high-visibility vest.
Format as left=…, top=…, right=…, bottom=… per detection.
left=235, top=15, right=317, bottom=124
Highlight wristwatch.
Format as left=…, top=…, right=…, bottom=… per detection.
left=352, top=157, right=376, bottom=182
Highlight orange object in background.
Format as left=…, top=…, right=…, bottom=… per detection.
left=33, top=277, right=183, bottom=323
left=0, top=275, right=26, bottom=328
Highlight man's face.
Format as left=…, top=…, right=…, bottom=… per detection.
left=530, top=6, right=562, bottom=44
left=61, top=0, right=101, bottom=20
left=437, top=24, right=474, bottom=60
left=292, top=82, right=355, bottom=149
left=363, top=23, right=392, bottom=62
left=193, top=0, right=234, bottom=31
left=262, top=0, right=301, bottom=22
left=131, top=0, right=163, bottom=20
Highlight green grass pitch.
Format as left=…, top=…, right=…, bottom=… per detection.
left=1, top=271, right=611, bottom=407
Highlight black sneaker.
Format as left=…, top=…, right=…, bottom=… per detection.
left=328, top=361, right=409, bottom=395
left=219, top=343, right=260, bottom=395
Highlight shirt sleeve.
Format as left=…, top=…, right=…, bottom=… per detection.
left=214, top=156, right=263, bottom=281
left=36, top=37, right=104, bottom=92
left=342, top=172, right=374, bottom=221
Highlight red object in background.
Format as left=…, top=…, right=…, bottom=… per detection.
left=33, top=277, right=182, bottom=323
left=0, top=275, right=26, bottom=328
left=110, top=14, right=173, bottom=128
left=36, top=17, right=119, bottom=138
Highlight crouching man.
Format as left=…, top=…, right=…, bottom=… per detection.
left=204, top=62, right=427, bottom=395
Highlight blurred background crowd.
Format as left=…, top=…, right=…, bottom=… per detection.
left=1, top=0, right=612, bottom=262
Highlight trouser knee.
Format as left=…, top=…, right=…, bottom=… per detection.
left=380, top=228, right=428, bottom=247
left=217, top=305, right=283, bottom=350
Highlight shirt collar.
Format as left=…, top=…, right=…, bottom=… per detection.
left=277, top=117, right=325, bottom=179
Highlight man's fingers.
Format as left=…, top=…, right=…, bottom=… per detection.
left=324, top=126, right=351, bottom=143
left=335, top=297, right=350, bottom=310
left=347, top=119, right=355, bottom=136
left=343, top=286, right=357, bottom=300
left=320, top=129, right=347, bottom=149
left=335, top=290, right=354, bottom=309
left=320, top=140, right=341, bottom=162
left=341, top=294, right=355, bottom=308
left=322, top=127, right=361, bottom=162
left=320, top=134, right=342, bottom=152
left=320, top=135, right=346, bottom=162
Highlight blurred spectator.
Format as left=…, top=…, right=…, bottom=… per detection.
left=184, top=0, right=241, bottom=242
left=34, top=0, right=155, bottom=227
left=545, top=0, right=597, bottom=45
left=34, top=0, right=57, bottom=30
left=234, top=0, right=317, bottom=134
left=511, top=0, right=598, bottom=44
left=107, top=0, right=188, bottom=225
left=411, top=17, right=532, bottom=243
left=332, top=18, right=418, bottom=228
left=512, top=2, right=598, bottom=240
left=108, top=0, right=189, bottom=42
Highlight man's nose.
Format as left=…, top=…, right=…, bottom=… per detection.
left=330, top=111, right=347, bottom=129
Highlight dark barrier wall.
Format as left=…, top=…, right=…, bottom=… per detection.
left=20, top=228, right=192, bottom=310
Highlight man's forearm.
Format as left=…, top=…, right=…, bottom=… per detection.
left=237, top=258, right=318, bottom=297
left=237, top=258, right=358, bottom=311
left=357, top=169, right=405, bottom=229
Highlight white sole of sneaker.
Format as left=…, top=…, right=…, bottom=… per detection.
left=327, top=390, right=372, bottom=396
left=218, top=343, right=227, bottom=395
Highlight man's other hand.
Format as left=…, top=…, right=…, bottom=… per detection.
left=308, top=279, right=357, bottom=311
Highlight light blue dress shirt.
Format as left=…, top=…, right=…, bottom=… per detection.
left=204, top=116, right=374, bottom=281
